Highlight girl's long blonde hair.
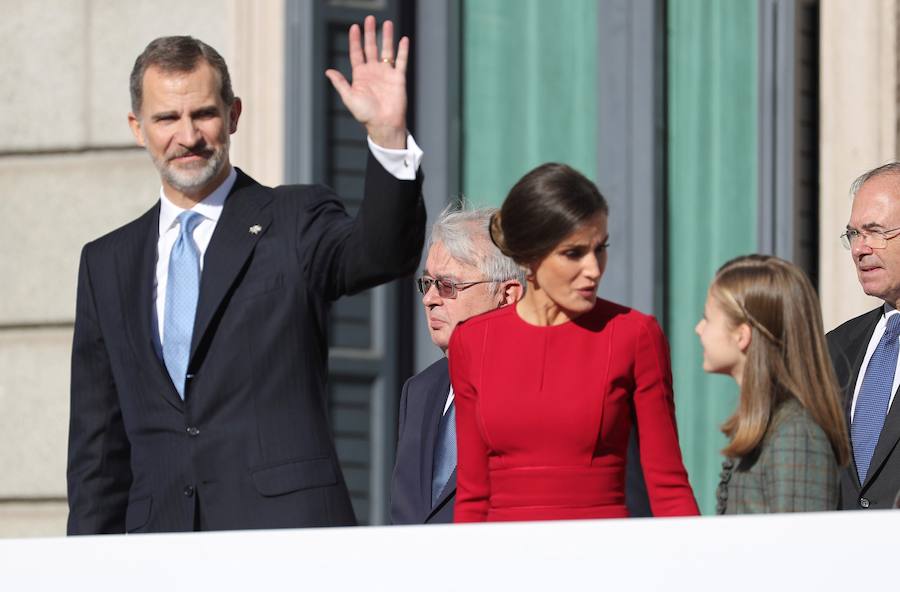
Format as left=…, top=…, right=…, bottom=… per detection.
left=711, top=254, right=849, bottom=464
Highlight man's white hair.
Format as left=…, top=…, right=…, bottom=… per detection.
left=428, top=200, right=524, bottom=294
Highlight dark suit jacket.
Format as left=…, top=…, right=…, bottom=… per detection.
left=67, top=154, right=424, bottom=534
left=390, top=357, right=455, bottom=524
left=827, top=306, right=900, bottom=510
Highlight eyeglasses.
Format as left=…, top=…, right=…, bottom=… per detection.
left=840, top=226, right=900, bottom=250
left=416, top=275, right=493, bottom=299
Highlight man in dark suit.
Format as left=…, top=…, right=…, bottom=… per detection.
left=828, top=162, right=900, bottom=510
left=390, top=206, right=522, bottom=524
left=67, top=17, right=425, bottom=534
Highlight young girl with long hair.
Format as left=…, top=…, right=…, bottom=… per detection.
left=695, top=254, right=850, bottom=513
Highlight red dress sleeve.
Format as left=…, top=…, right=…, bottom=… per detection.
left=448, top=324, right=490, bottom=522
left=633, top=316, right=700, bottom=516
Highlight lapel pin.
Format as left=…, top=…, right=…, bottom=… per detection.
left=249, top=224, right=262, bottom=235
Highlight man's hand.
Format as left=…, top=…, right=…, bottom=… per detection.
left=325, top=15, right=409, bottom=149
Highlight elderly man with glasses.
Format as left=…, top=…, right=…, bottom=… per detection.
left=390, top=204, right=524, bottom=524
left=829, top=162, right=900, bottom=511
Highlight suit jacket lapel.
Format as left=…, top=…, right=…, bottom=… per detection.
left=421, top=360, right=451, bottom=515
left=117, top=203, right=184, bottom=411
left=867, top=389, right=900, bottom=487
left=189, top=170, right=272, bottom=363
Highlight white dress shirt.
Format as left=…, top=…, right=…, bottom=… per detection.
left=153, top=135, right=424, bottom=346
left=443, top=385, right=455, bottom=415
left=850, top=304, right=900, bottom=421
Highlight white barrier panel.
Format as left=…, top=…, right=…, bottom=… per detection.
left=0, top=511, right=896, bottom=590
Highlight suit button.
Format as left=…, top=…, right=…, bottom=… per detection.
left=859, top=497, right=870, bottom=508
left=183, top=485, right=194, bottom=497
left=186, top=426, right=200, bottom=437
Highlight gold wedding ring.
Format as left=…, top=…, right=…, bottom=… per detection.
left=381, top=57, right=395, bottom=65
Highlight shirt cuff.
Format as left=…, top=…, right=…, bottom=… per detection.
left=367, top=134, right=423, bottom=181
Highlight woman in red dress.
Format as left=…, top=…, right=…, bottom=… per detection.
left=450, top=163, right=699, bottom=522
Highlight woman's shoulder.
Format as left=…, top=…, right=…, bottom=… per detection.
left=458, top=303, right=517, bottom=332
left=448, top=303, right=517, bottom=349
left=770, top=399, right=819, bottom=428
left=763, top=399, right=832, bottom=451
left=590, top=298, right=665, bottom=339
left=593, top=298, right=657, bottom=323
left=453, top=299, right=664, bottom=342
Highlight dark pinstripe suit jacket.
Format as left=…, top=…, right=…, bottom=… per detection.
left=67, top=155, right=424, bottom=534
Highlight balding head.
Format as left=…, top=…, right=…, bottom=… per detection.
left=847, top=164, right=900, bottom=307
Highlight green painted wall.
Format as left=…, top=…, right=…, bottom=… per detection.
left=461, top=0, right=599, bottom=206
left=667, top=0, right=758, bottom=514
left=461, top=0, right=759, bottom=515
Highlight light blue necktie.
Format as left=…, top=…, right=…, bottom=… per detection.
left=852, top=314, right=900, bottom=483
left=431, top=400, right=456, bottom=507
left=163, top=211, right=203, bottom=400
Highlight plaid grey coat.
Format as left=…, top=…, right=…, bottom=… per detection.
left=717, top=399, right=840, bottom=514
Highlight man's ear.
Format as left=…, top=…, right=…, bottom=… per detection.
left=735, top=322, right=752, bottom=353
left=498, top=280, right=524, bottom=307
left=228, top=97, right=242, bottom=134
left=128, top=112, right=146, bottom=147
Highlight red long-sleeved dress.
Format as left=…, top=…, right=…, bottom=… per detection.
left=449, top=299, right=699, bottom=522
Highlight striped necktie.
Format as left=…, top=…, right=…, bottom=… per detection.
left=431, top=400, right=456, bottom=507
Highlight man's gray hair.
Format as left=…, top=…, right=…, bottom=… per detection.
left=850, top=162, right=900, bottom=198
left=429, top=201, right=524, bottom=295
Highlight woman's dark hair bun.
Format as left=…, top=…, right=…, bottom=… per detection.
left=496, top=163, right=608, bottom=266
left=489, top=211, right=511, bottom=256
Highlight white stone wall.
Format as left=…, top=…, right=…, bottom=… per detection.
left=819, top=0, right=898, bottom=330
left=0, top=0, right=285, bottom=538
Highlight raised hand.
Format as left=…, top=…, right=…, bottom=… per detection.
left=325, top=15, right=410, bottom=149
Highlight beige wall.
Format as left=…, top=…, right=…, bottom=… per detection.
left=227, top=0, right=286, bottom=188
left=819, top=0, right=898, bottom=330
left=0, top=0, right=284, bottom=538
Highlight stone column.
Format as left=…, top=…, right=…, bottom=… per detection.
left=226, top=0, right=286, bottom=187
left=820, top=0, right=898, bottom=330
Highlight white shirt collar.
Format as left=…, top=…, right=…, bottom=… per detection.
left=158, top=167, right=238, bottom=235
